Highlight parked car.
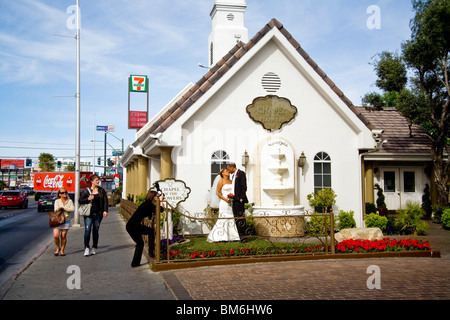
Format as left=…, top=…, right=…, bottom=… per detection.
left=19, top=186, right=34, bottom=196
left=37, top=192, right=57, bottom=212
left=0, top=190, right=29, bottom=209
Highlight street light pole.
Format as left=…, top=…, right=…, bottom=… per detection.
left=74, top=0, right=81, bottom=227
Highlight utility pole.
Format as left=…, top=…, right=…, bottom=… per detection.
left=74, top=0, right=81, bottom=227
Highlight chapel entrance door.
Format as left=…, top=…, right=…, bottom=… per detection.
left=380, top=167, right=423, bottom=210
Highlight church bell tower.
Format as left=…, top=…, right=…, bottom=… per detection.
left=208, top=0, right=248, bottom=67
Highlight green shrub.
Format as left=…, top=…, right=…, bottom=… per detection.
left=135, top=193, right=146, bottom=206
left=395, top=201, right=429, bottom=235
left=337, top=210, right=356, bottom=230
left=365, top=202, right=377, bottom=214
left=365, top=213, right=388, bottom=231
left=431, top=204, right=446, bottom=224
left=441, top=208, right=450, bottom=230
left=421, top=184, right=432, bottom=218
left=385, top=215, right=399, bottom=235
left=375, top=184, right=386, bottom=208
left=307, top=213, right=334, bottom=237
left=307, top=188, right=337, bottom=213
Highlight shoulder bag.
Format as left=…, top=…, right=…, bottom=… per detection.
left=78, top=188, right=92, bottom=217
left=49, top=208, right=65, bottom=228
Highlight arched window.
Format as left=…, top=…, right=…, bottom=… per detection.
left=211, top=150, right=229, bottom=185
left=314, top=152, right=331, bottom=194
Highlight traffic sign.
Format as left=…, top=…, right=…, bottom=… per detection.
left=96, top=125, right=115, bottom=132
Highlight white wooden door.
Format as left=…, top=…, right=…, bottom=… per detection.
left=380, top=167, right=423, bottom=210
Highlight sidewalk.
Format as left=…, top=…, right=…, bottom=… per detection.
left=1, top=207, right=175, bottom=300
left=1, top=209, right=449, bottom=300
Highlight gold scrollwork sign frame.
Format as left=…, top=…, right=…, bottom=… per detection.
left=246, top=95, right=298, bottom=131
left=156, top=178, right=191, bottom=208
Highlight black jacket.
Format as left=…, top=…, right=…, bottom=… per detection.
left=234, top=169, right=249, bottom=204
left=126, top=200, right=163, bottom=229
left=79, top=187, right=108, bottom=214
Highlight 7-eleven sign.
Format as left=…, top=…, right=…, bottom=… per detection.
left=130, top=75, right=148, bottom=92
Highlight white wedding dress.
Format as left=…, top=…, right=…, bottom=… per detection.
left=207, top=183, right=241, bottom=243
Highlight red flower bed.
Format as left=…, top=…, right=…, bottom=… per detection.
left=335, top=238, right=431, bottom=253
left=161, top=238, right=431, bottom=261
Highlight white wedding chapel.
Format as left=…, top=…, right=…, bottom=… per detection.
left=121, top=0, right=433, bottom=230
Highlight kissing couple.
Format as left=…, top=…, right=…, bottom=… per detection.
left=207, top=162, right=249, bottom=243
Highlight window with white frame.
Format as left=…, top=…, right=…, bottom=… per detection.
left=211, top=150, right=229, bottom=185
left=314, top=152, right=332, bottom=193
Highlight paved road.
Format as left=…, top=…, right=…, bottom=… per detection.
left=0, top=199, right=50, bottom=285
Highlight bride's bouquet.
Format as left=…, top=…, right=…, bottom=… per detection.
left=227, top=193, right=235, bottom=205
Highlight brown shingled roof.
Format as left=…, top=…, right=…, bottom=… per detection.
left=356, top=107, right=432, bottom=154
left=133, top=18, right=373, bottom=147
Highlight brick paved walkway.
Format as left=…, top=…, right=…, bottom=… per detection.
left=162, top=258, right=449, bottom=300
left=161, top=222, right=450, bottom=300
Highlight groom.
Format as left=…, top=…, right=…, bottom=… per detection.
left=227, top=162, right=248, bottom=242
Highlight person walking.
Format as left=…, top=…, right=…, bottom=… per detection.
left=79, top=174, right=108, bottom=256
left=53, top=187, right=74, bottom=256
left=126, top=189, right=164, bottom=267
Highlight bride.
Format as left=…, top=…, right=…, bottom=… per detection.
left=207, top=168, right=240, bottom=243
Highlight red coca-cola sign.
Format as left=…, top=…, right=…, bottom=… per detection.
left=34, top=172, right=92, bottom=193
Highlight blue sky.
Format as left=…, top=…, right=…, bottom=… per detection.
left=0, top=0, right=415, bottom=164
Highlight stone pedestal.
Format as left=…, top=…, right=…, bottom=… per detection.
left=253, top=206, right=306, bottom=237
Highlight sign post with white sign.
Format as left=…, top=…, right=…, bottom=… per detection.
left=157, top=179, right=191, bottom=208
left=156, top=179, right=191, bottom=240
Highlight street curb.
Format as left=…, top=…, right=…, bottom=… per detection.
left=0, top=238, right=53, bottom=299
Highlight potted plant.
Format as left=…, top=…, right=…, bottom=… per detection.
left=375, top=184, right=387, bottom=216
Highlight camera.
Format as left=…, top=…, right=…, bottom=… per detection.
left=153, top=182, right=164, bottom=196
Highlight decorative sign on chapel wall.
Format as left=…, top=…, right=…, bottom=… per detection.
left=246, top=95, right=297, bottom=131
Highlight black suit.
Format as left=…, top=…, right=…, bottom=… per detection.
left=232, top=169, right=248, bottom=238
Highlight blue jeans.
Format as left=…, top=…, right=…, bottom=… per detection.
left=84, top=213, right=103, bottom=249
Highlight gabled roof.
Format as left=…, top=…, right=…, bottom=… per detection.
left=132, top=18, right=374, bottom=148
left=356, top=107, right=432, bottom=154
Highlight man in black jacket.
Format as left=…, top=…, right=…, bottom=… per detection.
left=227, top=162, right=249, bottom=242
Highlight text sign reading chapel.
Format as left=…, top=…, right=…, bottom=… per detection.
left=246, top=95, right=297, bottom=131
left=157, top=179, right=191, bottom=208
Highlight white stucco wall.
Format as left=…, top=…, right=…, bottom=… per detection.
left=163, top=34, right=372, bottom=227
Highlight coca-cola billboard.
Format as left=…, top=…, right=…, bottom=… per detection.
left=34, top=172, right=92, bottom=193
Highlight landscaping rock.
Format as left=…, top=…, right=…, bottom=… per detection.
left=335, top=228, right=383, bottom=242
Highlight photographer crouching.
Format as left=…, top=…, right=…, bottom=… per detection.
left=126, top=189, right=164, bottom=267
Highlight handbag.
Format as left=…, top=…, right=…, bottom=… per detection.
left=49, top=208, right=65, bottom=228
left=78, top=188, right=92, bottom=217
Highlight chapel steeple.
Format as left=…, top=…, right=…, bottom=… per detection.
left=208, top=0, right=248, bottom=67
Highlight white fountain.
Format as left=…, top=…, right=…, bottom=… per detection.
left=252, top=138, right=305, bottom=237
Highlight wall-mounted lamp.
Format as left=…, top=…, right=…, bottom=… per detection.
left=242, top=150, right=249, bottom=167
left=298, top=151, right=307, bottom=175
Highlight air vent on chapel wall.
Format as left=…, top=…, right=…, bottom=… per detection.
left=262, top=72, right=281, bottom=93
